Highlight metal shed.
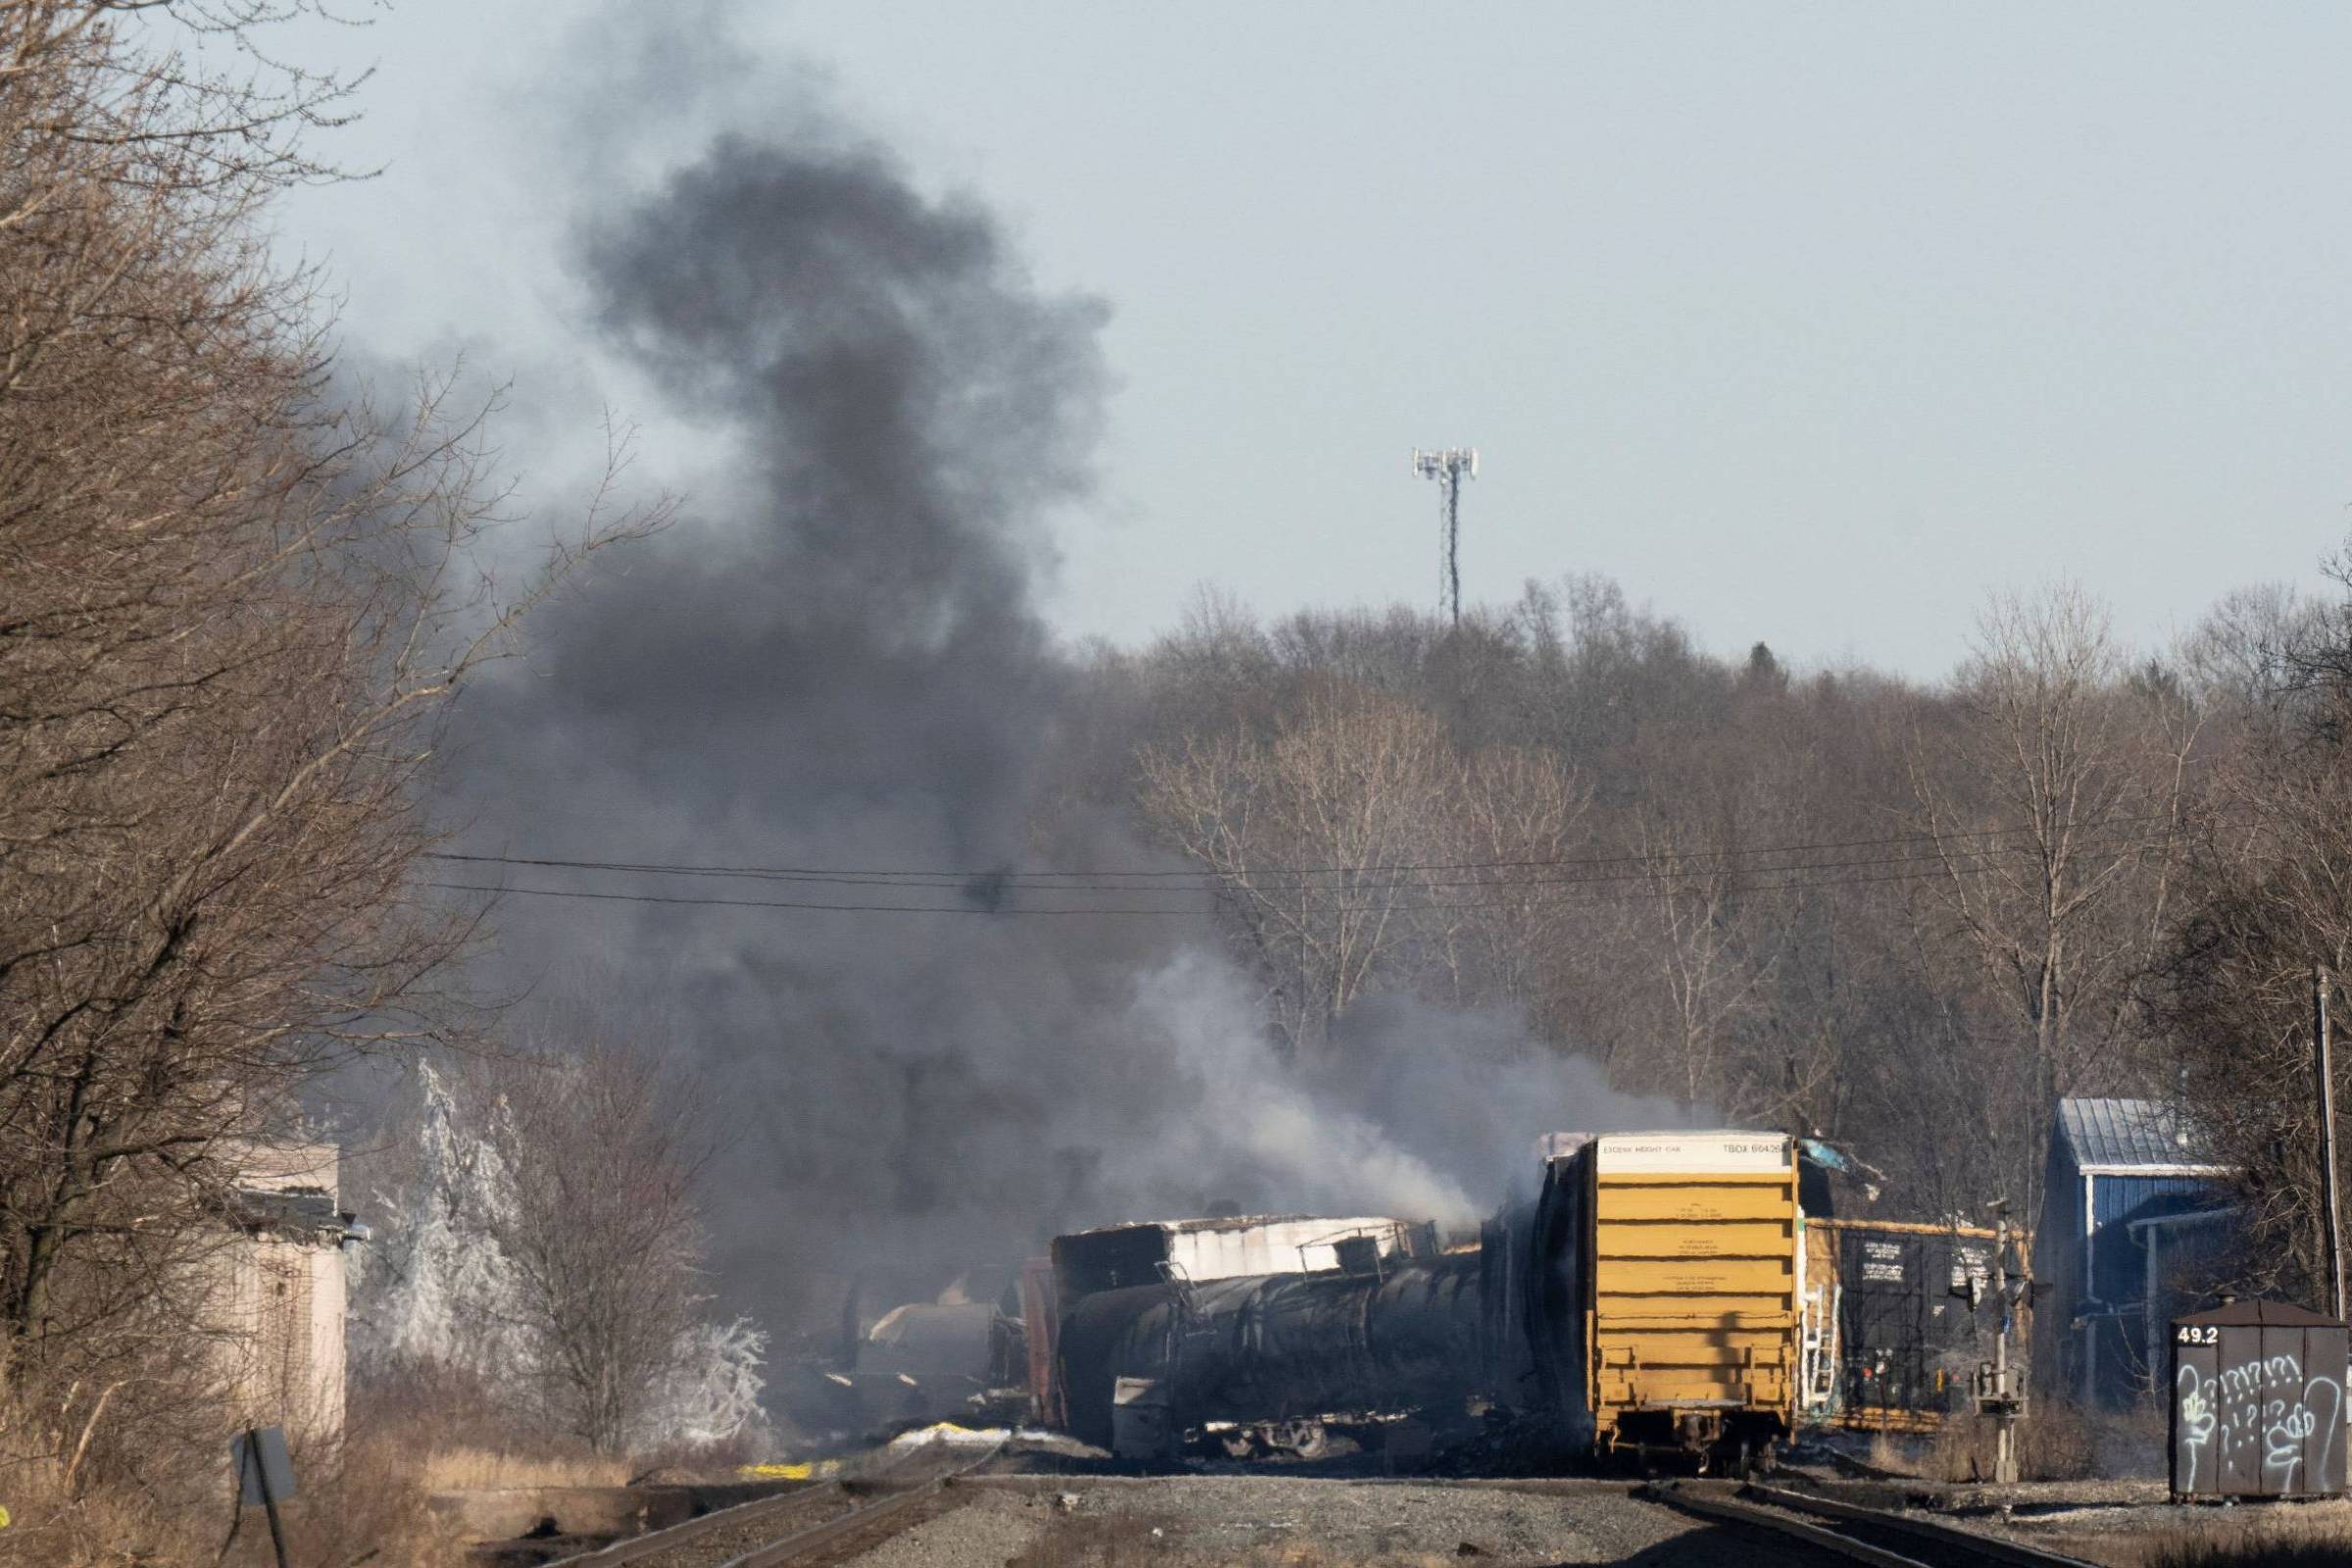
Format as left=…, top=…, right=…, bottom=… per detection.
left=2171, top=1299, right=2348, bottom=1500
left=2036, top=1098, right=2233, bottom=1408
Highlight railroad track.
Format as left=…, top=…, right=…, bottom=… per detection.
left=1642, top=1479, right=2102, bottom=1568
left=549, top=1443, right=1002, bottom=1568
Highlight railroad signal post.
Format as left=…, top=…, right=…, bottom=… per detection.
left=1974, top=1202, right=2030, bottom=1485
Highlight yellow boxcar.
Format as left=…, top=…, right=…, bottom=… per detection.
left=1577, top=1132, right=1799, bottom=1464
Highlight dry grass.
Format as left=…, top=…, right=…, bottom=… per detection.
left=1910, top=1400, right=2118, bottom=1483
left=1868, top=1428, right=1917, bottom=1474
left=2021, top=1400, right=2103, bottom=1481
left=407, top=1443, right=634, bottom=1492
left=0, top=1417, right=464, bottom=1568
left=0, top=1359, right=756, bottom=1566
left=2119, top=1509, right=2352, bottom=1568
left=0, top=1372, right=239, bottom=1568
left=0, top=1452, right=207, bottom=1568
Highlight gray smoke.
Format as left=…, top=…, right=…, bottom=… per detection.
left=449, top=122, right=1145, bottom=1320
left=1320, top=995, right=1702, bottom=1202
left=440, top=95, right=1692, bottom=1339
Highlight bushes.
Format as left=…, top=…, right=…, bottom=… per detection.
left=1907, top=1398, right=2148, bottom=1484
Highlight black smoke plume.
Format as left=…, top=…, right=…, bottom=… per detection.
left=450, top=122, right=1221, bottom=1325
left=443, top=106, right=1687, bottom=1346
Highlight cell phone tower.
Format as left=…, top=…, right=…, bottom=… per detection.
left=1412, top=447, right=1479, bottom=628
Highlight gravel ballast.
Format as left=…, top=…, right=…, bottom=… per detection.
left=840, top=1475, right=1843, bottom=1567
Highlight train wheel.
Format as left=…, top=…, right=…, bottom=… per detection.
left=1285, top=1423, right=1330, bottom=1461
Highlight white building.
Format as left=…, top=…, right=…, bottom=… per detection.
left=211, top=1143, right=358, bottom=1445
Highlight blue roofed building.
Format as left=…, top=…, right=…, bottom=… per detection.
left=2034, top=1098, right=2235, bottom=1408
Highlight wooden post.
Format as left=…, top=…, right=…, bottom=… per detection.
left=2318, top=964, right=2344, bottom=1322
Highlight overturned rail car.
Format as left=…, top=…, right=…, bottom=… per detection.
left=1054, top=1252, right=1484, bottom=1452
left=1041, top=1131, right=1803, bottom=1468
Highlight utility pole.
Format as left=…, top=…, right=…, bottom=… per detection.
left=2318, top=963, right=2344, bottom=1320
left=1411, top=447, right=1478, bottom=628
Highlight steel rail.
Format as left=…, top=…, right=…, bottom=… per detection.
left=1641, top=1480, right=2099, bottom=1568
left=545, top=1443, right=999, bottom=1568
left=1742, top=1483, right=2101, bottom=1568
left=1643, top=1482, right=1926, bottom=1568
left=714, top=1446, right=1004, bottom=1568
left=710, top=1483, right=948, bottom=1568
left=549, top=1481, right=843, bottom=1568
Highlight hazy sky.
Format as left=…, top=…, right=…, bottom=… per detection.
left=271, top=3, right=2352, bottom=678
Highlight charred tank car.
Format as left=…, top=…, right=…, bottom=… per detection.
left=1056, top=1250, right=1483, bottom=1455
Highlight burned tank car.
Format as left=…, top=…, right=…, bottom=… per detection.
left=1054, top=1250, right=1485, bottom=1451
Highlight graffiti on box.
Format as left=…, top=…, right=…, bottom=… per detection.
left=2174, top=1330, right=2343, bottom=1494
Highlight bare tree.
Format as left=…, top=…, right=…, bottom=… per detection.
left=0, top=2, right=664, bottom=1540
left=1907, top=586, right=2199, bottom=1212
left=1619, top=802, right=1774, bottom=1107
left=1436, top=746, right=1588, bottom=1026
left=461, top=1023, right=718, bottom=1454
left=1102, top=570, right=2297, bottom=1256
left=2154, top=554, right=2352, bottom=1298
left=1138, top=683, right=1458, bottom=1060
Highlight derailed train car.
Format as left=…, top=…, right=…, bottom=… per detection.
left=1039, top=1131, right=1802, bottom=1469
left=1489, top=1130, right=1801, bottom=1464
left=1057, top=1251, right=1484, bottom=1455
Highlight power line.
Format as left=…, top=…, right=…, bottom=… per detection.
left=419, top=808, right=2200, bottom=890
left=422, top=831, right=2150, bottom=900
left=422, top=843, right=2153, bottom=919
left=420, top=882, right=1206, bottom=916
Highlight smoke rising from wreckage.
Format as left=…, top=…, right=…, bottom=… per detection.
left=439, top=91, right=1696, bottom=1363
left=812, top=1129, right=2044, bottom=1481
left=381, top=7, right=2230, bottom=1498
left=1031, top=1131, right=1809, bottom=1470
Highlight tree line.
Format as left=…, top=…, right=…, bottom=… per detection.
left=1074, top=572, right=2350, bottom=1296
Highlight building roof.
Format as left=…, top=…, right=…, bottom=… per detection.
left=227, top=1186, right=344, bottom=1240
left=2056, top=1097, right=2227, bottom=1174
left=2125, top=1205, right=2242, bottom=1236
